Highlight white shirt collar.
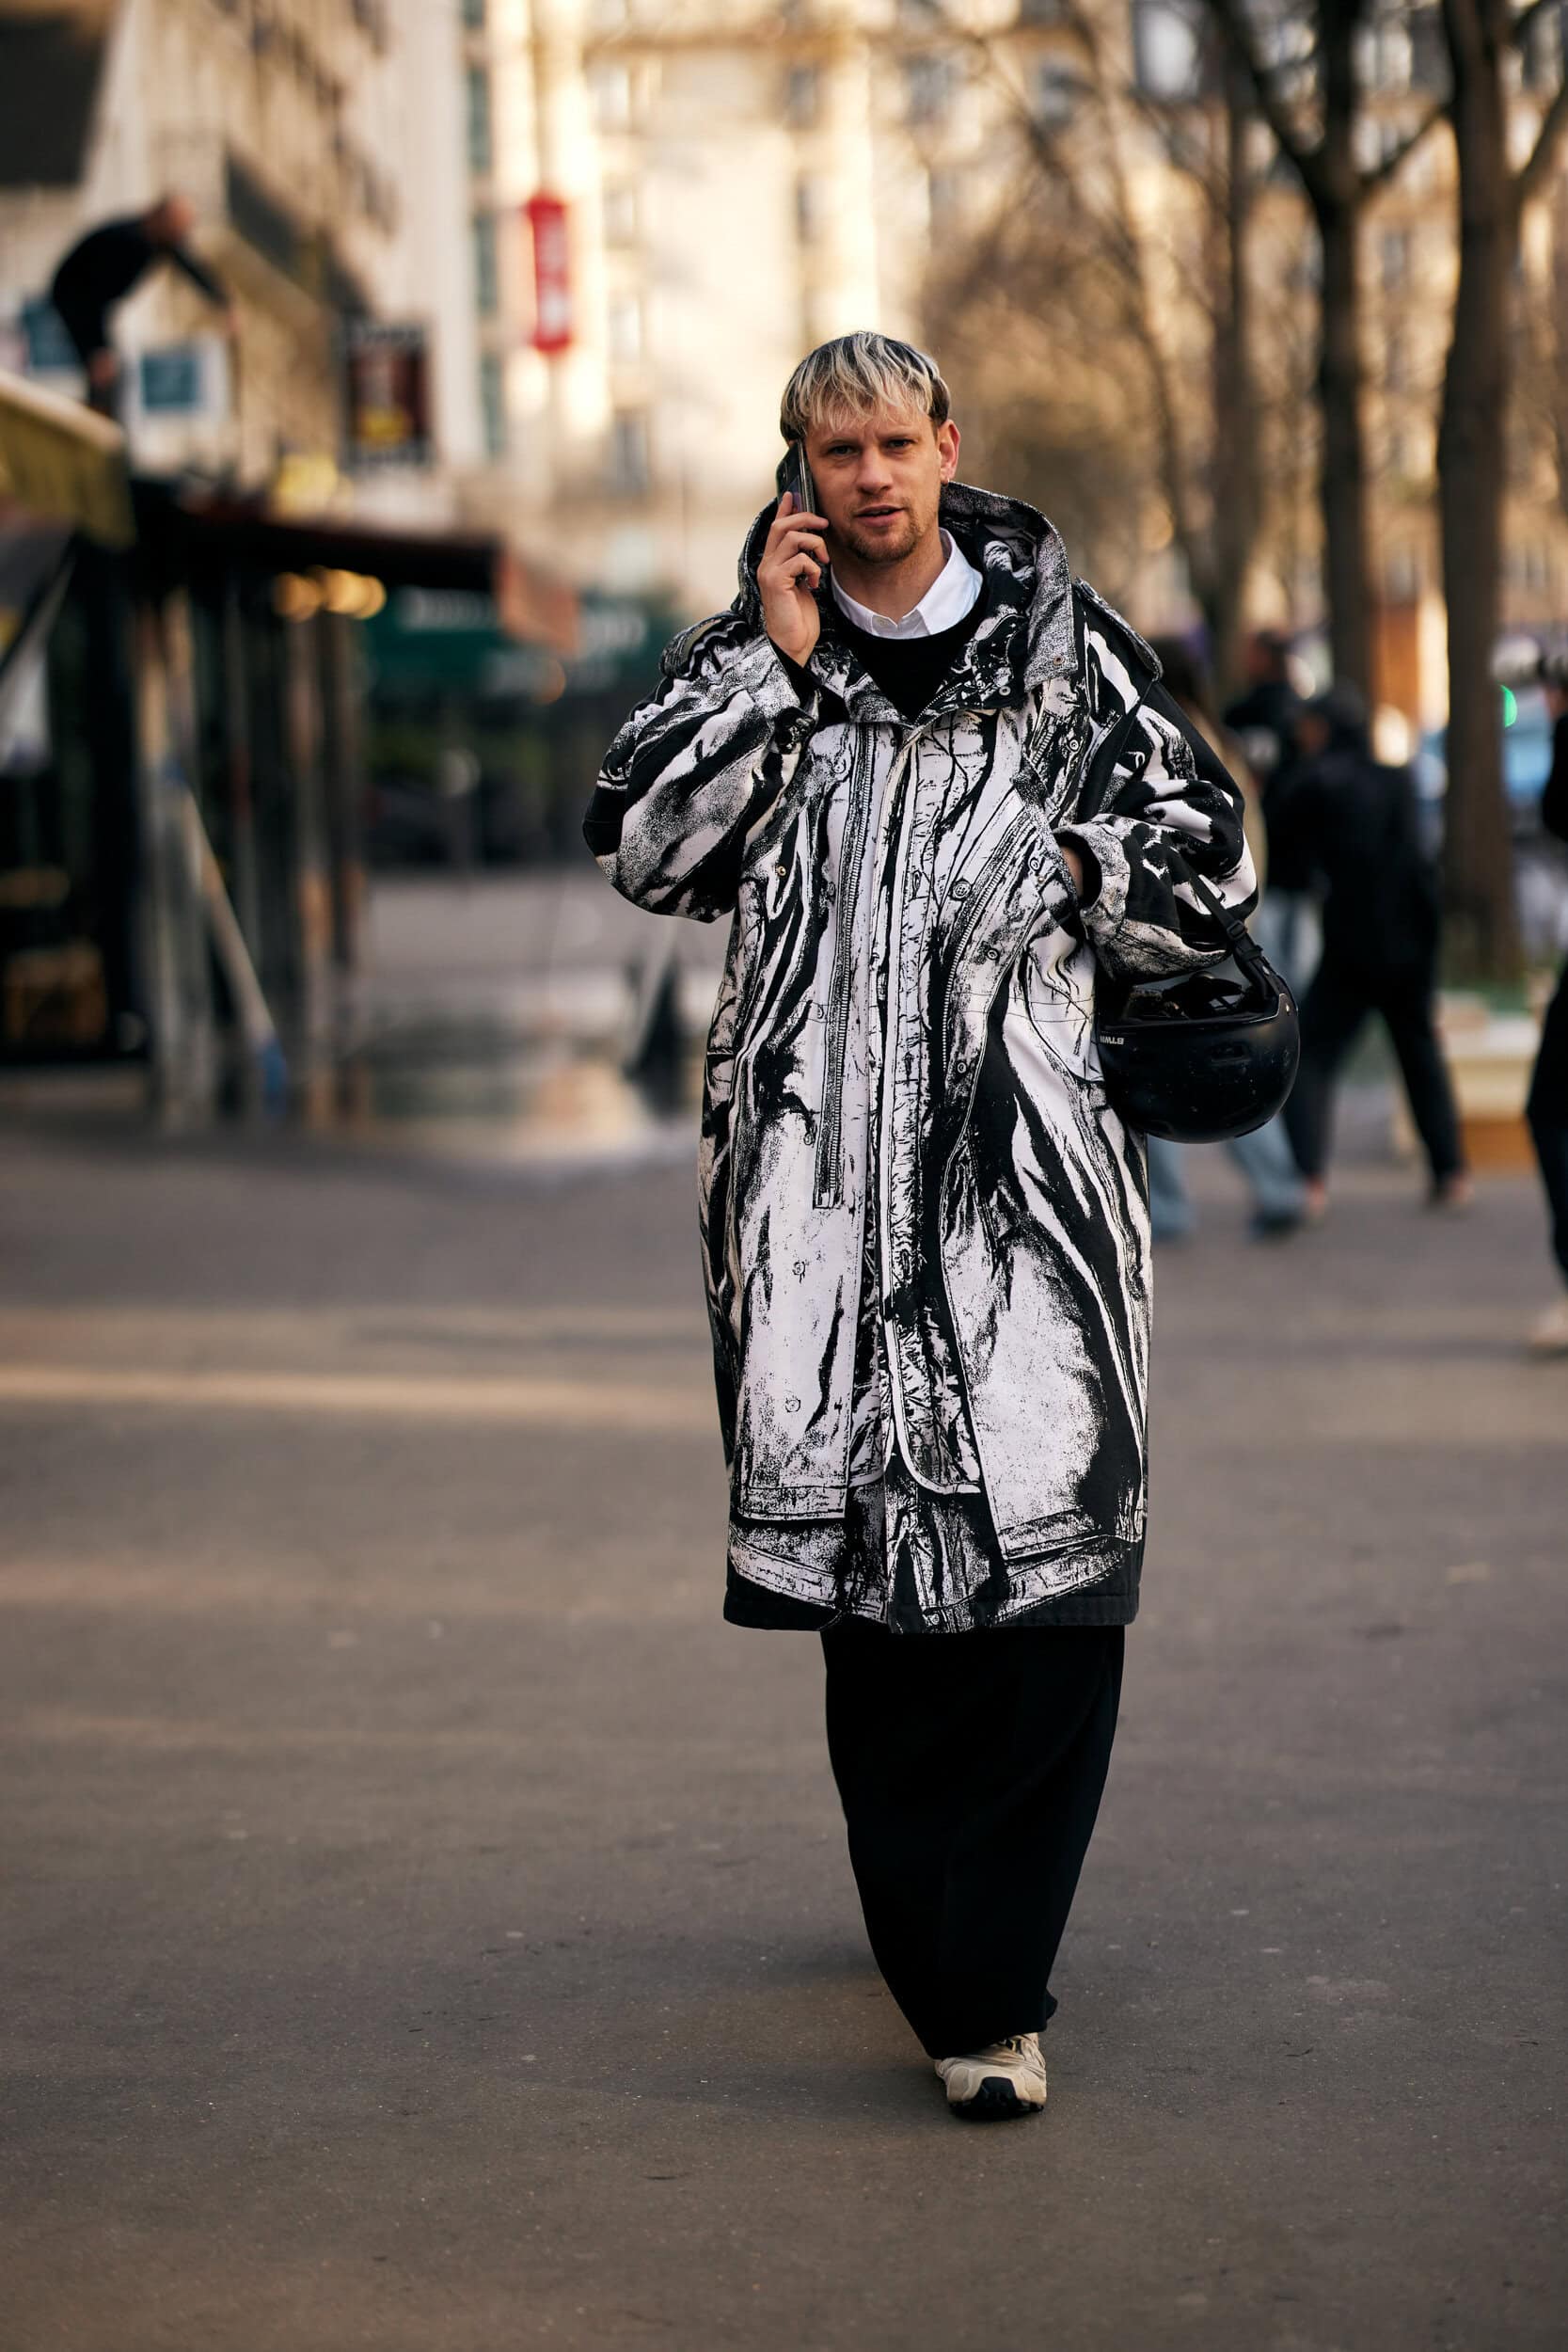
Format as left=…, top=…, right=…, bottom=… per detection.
left=830, top=530, right=981, bottom=640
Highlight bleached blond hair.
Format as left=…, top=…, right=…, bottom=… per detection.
left=779, top=332, right=951, bottom=446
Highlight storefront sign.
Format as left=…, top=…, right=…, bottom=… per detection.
left=525, top=194, right=572, bottom=354
left=342, top=321, right=433, bottom=469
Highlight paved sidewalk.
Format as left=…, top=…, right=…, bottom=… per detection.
left=0, top=1119, right=1563, bottom=2351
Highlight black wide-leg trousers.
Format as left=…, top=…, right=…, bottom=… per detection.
left=821, top=1618, right=1124, bottom=2061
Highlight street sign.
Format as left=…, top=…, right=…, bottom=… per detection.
left=342, top=321, right=433, bottom=469
left=525, top=194, right=572, bottom=354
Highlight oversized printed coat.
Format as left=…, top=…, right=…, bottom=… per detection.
left=585, top=484, right=1255, bottom=1612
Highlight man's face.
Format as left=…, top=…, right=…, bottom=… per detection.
left=802, top=405, right=959, bottom=567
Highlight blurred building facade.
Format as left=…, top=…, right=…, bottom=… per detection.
left=0, top=0, right=483, bottom=512
left=455, top=0, right=1104, bottom=613
left=6, top=0, right=1568, bottom=706
left=451, top=0, right=1568, bottom=690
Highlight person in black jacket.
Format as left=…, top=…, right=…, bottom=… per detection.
left=1225, top=630, right=1317, bottom=997
left=1278, top=684, right=1470, bottom=1215
left=1527, top=659, right=1568, bottom=1352
left=50, top=195, right=234, bottom=417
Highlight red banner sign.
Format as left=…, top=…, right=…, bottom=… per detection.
left=526, top=193, right=572, bottom=354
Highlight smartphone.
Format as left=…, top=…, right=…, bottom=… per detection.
left=775, top=442, right=819, bottom=520
left=773, top=443, right=824, bottom=596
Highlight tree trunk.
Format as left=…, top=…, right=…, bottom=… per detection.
left=1315, top=199, right=1372, bottom=694
left=1315, top=0, right=1373, bottom=696
left=1436, top=0, right=1522, bottom=982
left=1209, top=59, right=1260, bottom=696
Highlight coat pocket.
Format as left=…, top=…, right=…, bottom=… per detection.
left=1003, top=993, right=1104, bottom=1091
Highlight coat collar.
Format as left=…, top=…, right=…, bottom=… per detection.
left=735, top=480, right=1081, bottom=716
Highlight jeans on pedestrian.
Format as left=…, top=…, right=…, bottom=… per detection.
left=1227, top=1115, right=1306, bottom=1217
left=1255, top=889, right=1322, bottom=1003
left=1146, top=1121, right=1304, bottom=1239
left=1527, top=960, right=1568, bottom=1283
left=1146, top=1136, right=1196, bottom=1241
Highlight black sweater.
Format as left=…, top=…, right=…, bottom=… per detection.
left=835, top=600, right=987, bottom=719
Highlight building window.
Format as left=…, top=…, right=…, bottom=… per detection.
left=1385, top=545, right=1420, bottom=600
left=610, top=409, right=650, bottom=493
left=903, top=54, right=954, bottom=125
left=603, top=180, right=640, bottom=247
left=784, top=64, right=820, bottom=126
left=794, top=173, right=825, bottom=245
left=1380, top=227, right=1411, bottom=292
left=466, top=66, right=493, bottom=173
left=351, top=0, right=389, bottom=52
left=1032, top=60, right=1078, bottom=128
left=1132, top=0, right=1202, bottom=99
left=472, top=213, right=499, bottom=314
left=927, top=167, right=962, bottom=230
left=607, top=291, right=643, bottom=363
left=1361, top=16, right=1413, bottom=90
left=480, top=353, right=507, bottom=458
left=1409, top=5, right=1446, bottom=87
left=590, top=63, right=633, bottom=130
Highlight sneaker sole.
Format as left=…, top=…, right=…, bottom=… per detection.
left=948, top=2074, right=1045, bottom=2122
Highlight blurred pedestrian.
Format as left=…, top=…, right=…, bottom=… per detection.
left=585, top=331, right=1255, bottom=2122
left=1224, top=629, right=1319, bottom=998
left=50, top=193, right=236, bottom=418
left=1144, top=638, right=1307, bottom=1243
left=1278, top=684, right=1470, bottom=1216
left=1526, top=656, right=1568, bottom=1353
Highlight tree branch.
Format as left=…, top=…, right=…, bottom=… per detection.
left=1361, top=96, right=1449, bottom=190
left=1199, top=0, right=1326, bottom=199
left=1516, top=64, right=1568, bottom=201
left=1510, top=0, right=1560, bottom=51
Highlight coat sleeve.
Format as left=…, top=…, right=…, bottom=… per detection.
left=1057, top=685, right=1257, bottom=986
left=582, top=613, right=816, bottom=921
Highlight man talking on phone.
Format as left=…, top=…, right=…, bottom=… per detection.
left=584, top=334, right=1252, bottom=2121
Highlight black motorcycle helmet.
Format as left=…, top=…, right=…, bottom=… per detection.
left=1095, top=876, right=1300, bottom=1142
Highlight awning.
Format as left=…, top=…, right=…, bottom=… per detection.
left=0, top=368, right=135, bottom=548
left=137, top=484, right=578, bottom=653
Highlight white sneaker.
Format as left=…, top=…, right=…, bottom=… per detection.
left=1528, top=1296, right=1568, bottom=1357
left=934, top=2032, right=1047, bottom=2120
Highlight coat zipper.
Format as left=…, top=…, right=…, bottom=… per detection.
left=813, top=723, right=931, bottom=1207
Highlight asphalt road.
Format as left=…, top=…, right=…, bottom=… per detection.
left=0, top=1116, right=1563, bottom=2352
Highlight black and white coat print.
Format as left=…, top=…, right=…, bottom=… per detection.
left=585, top=483, right=1255, bottom=1619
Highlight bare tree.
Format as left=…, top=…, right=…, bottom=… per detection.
left=1200, top=0, right=1444, bottom=695
left=1434, top=0, right=1568, bottom=980
left=919, top=0, right=1274, bottom=686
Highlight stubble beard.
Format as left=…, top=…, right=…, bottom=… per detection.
left=837, top=510, right=926, bottom=567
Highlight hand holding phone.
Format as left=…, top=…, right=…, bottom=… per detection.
left=759, top=452, right=830, bottom=666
